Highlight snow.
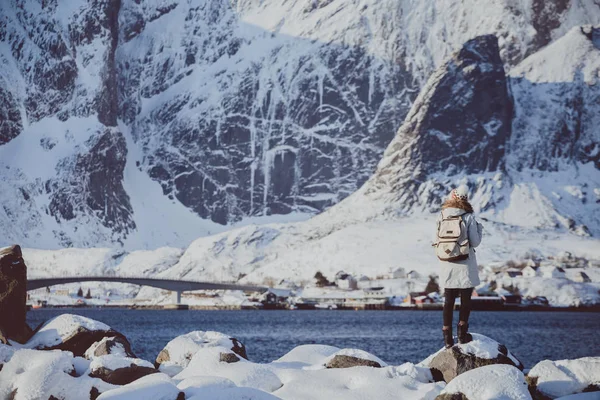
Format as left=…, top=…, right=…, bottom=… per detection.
left=22, top=314, right=111, bottom=349
left=528, top=357, right=600, bottom=398
left=439, top=364, right=531, bottom=400
left=0, top=348, right=114, bottom=400
left=89, top=355, right=154, bottom=372
left=274, top=345, right=340, bottom=367
left=157, top=331, right=239, bottom=372
left=85, top=338, right=128, bottom=359
left=97, top=373, right=180, bottom=400
left=23, top=314, right=110, bottom=349
left=175, top=347, right=283, bottom=393
left=322, top=348, right=388, bottom=368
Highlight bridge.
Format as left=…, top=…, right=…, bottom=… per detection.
left=27, top=276, right=268, bottom=304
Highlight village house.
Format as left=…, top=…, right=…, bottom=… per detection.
left=541, top=266, right=566, bottom=279
left=406, top=270, right=420, bottom=280
left=522, top=266, right=540, bottom=278
left=499, top=269, right=523, bottom=279
left=391, top=267, right=406, bottom=279
left=335, top=271, right=358, bottom=290
left=571, top=271, right=591, bottom=283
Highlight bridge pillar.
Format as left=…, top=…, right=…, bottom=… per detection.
left=172, top=290, right=182, bottom=304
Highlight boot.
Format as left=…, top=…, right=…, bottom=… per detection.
left=443, top=328, right=454, bottom=349
left=457, top=323, right=472, bottom=344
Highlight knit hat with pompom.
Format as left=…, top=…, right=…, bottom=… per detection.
left=451, top=185, right=469, bottom=200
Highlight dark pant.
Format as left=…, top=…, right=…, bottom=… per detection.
left=443, top=288, right=473, bottom=327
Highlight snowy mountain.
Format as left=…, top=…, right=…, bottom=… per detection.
left=20, top=25, right=600, bottom=296
left=1, top=0, right=599, bottom=249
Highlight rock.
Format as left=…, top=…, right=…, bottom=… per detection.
left=426, top=333, right=523, bottom=383
left=88, top=355, right=157, bottom=386
left=527, top=357, right=600, bottom=399
left=436, top=364, right=531, bottom=400
left=219, top=352, right=240, bottom=363
left=24, top=314, right=126, bottom=357
left=326, top=355, right=382, bottom=369
left=85, top=336, right=137, bottom=359
left=155, top=331, right=247, bottom=371
left=0, top=245, right=32, bottom=343
left=324, top=348, right=386, bottom=369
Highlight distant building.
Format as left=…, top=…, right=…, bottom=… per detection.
left=335, top=271, right=358, bottom=290
left=405, top=291, right=428, bottom=304
left=407, top=270, right=420, bottom=280
left=522, top=266, right=540, bottom=278
left=571, top=271, right=591, bottom=283
left=501, top=270, right=523, bottom=279
left=541, top=266, right=566, bottom=279
left=391, top=267, right=406, bottom=279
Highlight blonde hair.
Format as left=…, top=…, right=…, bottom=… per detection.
left=442, top=197, right=474, bottom=213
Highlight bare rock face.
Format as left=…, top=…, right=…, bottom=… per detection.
left=325, top=355, right=382, bottom=369
left=0, top=245, right=32, bottom=344
left=427, top=333, right=524, bottom=383
left=370, top=34, right=512, bottom=212
left=219, top=352, right=241, bottom=364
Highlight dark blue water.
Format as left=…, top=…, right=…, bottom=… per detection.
left=26, top=309, right=600, bottom=368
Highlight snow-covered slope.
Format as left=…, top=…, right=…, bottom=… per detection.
left=1, top=0, right=599, bottom=248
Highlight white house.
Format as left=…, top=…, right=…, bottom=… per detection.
left=541, top=266, right=566, bottom=279
left=522, top=266, right=540, bottom=278
left=391, top=267, right=406, bottom=279
left=571, top=271, right=591, bottom=283
left=407, top=270, right=420, bottom=280
left=335, top=271, right=358, bottom=290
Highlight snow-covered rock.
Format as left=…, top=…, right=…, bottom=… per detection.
left=23, top=313, right=121, bottom=356
left=96, top=373, right=183, bottom=400
left=528, top=357, right=600, bottom=398
left=175, top=346, right=283, bottom=393
left=88, top=354, right=157, bottom=386
left=273, top=344, right=340, bottom=367
left=0, top=348, right=115, bottom=400
left=155, top=330, right=247, bottom=375
left=85, top=335, right=137, bottom=359
left=424, top=333, right=523, bottom=383
left=324, top=348, right=387, bottom=369
left=437, top=364, right=531, bottom=400
left=178, top=376, right=280, bottom=400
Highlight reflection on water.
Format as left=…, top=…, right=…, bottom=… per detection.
left=27, top=309, right=600, bottom=368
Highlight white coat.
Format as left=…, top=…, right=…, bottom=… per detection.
left=435, top=207, right=483, bottom=289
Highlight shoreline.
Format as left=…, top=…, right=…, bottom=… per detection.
left=26, top=304, right=600, bottom=312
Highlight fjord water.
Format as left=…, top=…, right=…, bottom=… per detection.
left=27, top=309, right=600, bottom=368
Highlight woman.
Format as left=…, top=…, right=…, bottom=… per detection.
left=434, top=185, right=483, bottom=348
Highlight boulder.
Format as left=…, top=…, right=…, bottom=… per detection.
left=324, top=348, right=386, bottom=369
left=24, top=314, right=126, bottom=357
left=96, top=373, right=184, bottom=400
left=155, top=331, right=247, bottom=371
left=219, top=352, right=240, bottom=363
left=527, top=357, right=600, bottom=399
left=88, top=355, right=157, bottom=386
left=85, top=336, right=137, bottom=359
left=425, top=333, right=524, bottom=383
left=0, top=245, right=32, bottom=343
left=436, top=364, right=531, bottom=400
left=326, top=355, right=382, bottom=369
left=0, top=348, right=114, bottom=399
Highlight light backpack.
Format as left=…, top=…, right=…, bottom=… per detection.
left=434, top=212, right=470, bottom=262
